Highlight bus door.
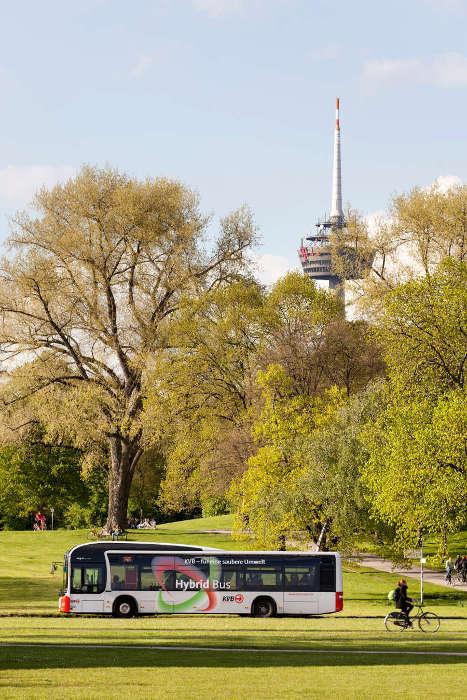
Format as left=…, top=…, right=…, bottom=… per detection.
left=70, top=562, right=105, bottom=612
left=283, top=559, right=320, bottom=614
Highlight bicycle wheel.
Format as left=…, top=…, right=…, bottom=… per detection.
left=418, top=611, right=440, bottom=633
left=384, top=611, right=405, bottom=632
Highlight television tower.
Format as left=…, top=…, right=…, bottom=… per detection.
left=298, top=98, right=370, bottom=306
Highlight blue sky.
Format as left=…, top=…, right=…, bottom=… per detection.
left=0, top=0, right=466, bottom=281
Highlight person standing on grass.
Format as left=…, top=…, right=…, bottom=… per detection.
left=445, top=557, right=453, bottom=584
left=395, top=579, right=414, bottom=627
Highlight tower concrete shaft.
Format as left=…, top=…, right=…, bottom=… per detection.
left=330, top=97, right=344, bottom=228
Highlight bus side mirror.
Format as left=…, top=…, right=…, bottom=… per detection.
left=50, top=562, right=57, bottom=575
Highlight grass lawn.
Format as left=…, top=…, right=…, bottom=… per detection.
left=357, top=529, right=467, bottom=567
left=0, top=518, right=466, bottom=698
left=0, top=617, right=466, bottom=699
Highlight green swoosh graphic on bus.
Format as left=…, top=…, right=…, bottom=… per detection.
left=156, top=589, right=207, bottom=612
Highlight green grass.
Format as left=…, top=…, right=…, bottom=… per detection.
left=0, top=521, right=464, bottom=616
left=158, top=513, right=234, bottom=532
left=0, top=518, right=466, bottom=698
left=357, top=529, right=467, bottom=566
left=0, top=617, right=466, bottom=699
left=422, top=530, right=467, bottom=560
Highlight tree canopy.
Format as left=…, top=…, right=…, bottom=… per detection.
left=0, top=166, right=256, bottom=530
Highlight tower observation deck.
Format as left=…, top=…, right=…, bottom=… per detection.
left=298, top=98, right=371, bottom=304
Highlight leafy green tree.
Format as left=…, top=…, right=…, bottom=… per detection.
left=362, top=388, right=467, bottom=556
left=258, top=272, right=341, bottom=396
left=362, top=259, right=467, bottom=555
left=143, top=280, right=263, bottom=512
left=0, top=166, right=256, bottom=530
left=296, top=380, right=390, bottom=552
left=0, top=439, right=87, bottom=529
left=230, top=364, right=347, bottom=548
left=374, top=258, right=466, bottom=394
left=319, top=319, right=385, bottom=395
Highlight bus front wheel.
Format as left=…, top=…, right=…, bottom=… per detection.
left=112, top=596, right=137, bottom=618
left=251, top=597, right=276, bottom=618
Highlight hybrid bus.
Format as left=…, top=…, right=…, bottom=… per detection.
left=58, top=541, right=343, bottom=617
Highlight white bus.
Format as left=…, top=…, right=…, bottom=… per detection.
left=59, top=541, right=343, bottom=618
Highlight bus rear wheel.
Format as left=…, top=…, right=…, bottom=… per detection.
left=112, top=596, right=137, bottom=618
left=251, top=597, right=276, bottom=618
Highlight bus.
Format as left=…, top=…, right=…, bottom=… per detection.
left=58, top=541, right=343, bottom=618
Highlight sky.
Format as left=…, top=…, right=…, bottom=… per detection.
left=0, top=0, right=466, bottom=283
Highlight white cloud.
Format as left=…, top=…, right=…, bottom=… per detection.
left=192, top=0, right=246, bottom=17
left=362, top=58, right=425, bottom=87
left=253, top=253, right=297, bottom=286
left=0, top=165, right=75, bottom=207
left=364, top=209, right=389, bottom=238
left=362, top=52, right=467, bottom=89
left=429, top=174, right=462, bottom=192
left=129, top=54, right=154, bottom=79
left=432, top=52, right=467, bottom=86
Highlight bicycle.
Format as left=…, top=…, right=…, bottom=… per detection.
left=384, top=601, right=440, bottom=633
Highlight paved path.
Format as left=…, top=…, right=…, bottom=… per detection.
left=355, top=554, right=467, bottom=593
left=1, top=642, right=466, bottom=657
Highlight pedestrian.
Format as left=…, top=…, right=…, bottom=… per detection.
left=445, top=557, right=453, bottom=584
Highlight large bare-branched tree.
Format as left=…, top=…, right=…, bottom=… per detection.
left=0, top=166, right=256, bottom=530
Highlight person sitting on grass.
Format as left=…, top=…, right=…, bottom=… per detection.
left=394, top=578, right=414, bottom=627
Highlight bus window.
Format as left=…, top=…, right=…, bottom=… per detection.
left=319, top=557, right=336, bottom=592
left=218, top=568, right=238, bottom=591
left=284, top=563, right=319, bottom=591
left=109, top=555, right=138, bottom=590
left=140, top=566, right=168, bottom=591
left=243, top=566, right=281, bottom=590
left=173, top=559, right=210, bottom=591
left=71, top=565, right=105, bottom=594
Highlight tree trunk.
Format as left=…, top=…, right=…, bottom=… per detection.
left=316, top=520, right=329, bottom=551
left=105, top=435, right=142, bottom=532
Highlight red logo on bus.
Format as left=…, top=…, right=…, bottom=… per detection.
left=234, top=594, right=244, bottom=603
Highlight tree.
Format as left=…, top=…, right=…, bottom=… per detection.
left=374, top=258, right=466, bottom=393
left=342, top=184, right=467, bottom=313
left=362, top=388, right=467, bottom=557
left=258, top=272, right=342, bottom=396
left=230, top=363, right=348, bottom=548
left=0, top=436, right=87, bottom=529
left=296, top=380, right=390, bottom=553
left=361, top=258, right=467, bottom=556
left=0, top=166, right=256, bottom=530
left=142, top=280, right=263, bottom=512
left=319, top=319, right=385, bottom=395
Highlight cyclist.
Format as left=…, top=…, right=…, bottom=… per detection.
left=394, top=578, right=414, bottom=627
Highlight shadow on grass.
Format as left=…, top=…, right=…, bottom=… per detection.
left=0, top=645, right=465, bottom=671
left=0, top=577, right=59, bottom=605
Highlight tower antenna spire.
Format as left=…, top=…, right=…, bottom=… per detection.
left=330, top=97, right=344, bottom=228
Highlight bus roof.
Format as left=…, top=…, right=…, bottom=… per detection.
left=67, top=541, right=220, bottom=560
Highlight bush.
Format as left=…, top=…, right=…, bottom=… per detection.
left=63, top=503, right=91, bottom=529
left=201, top=497, right=230, bottom=518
